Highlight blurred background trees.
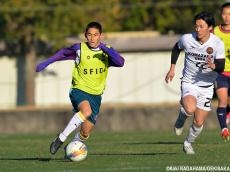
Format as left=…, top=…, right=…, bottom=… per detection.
left=0, top=0, right=225, bottom=106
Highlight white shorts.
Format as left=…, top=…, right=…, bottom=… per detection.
left=181, top=82, right=214, bottom=111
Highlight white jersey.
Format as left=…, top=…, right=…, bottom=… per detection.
left=178, top=32, right=225, bottom=87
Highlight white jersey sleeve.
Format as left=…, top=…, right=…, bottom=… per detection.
left=215, top=39, right=225, bottom=60
left=177, top=36, right=186, bottom=50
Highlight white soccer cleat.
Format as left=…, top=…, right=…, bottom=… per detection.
left=183, top=141, right=195, bottom=155
left=174, top=127, right=184, bottom=136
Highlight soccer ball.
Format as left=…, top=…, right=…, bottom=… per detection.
left=65, top=141, right=88, bottom=162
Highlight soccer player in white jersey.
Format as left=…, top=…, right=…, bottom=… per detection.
left=165, top=11, right=225, bottom=154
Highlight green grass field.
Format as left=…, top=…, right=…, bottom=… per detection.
left=0, top=130, right=230, bottom=172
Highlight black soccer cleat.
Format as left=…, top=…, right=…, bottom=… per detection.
left=50, top=136, right=63, bottom=155
left=63, top=145, right=68, bottom=160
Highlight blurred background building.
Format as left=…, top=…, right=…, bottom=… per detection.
left=0, top=32, right=183, bottom=108
left=0, top=0, right=227, bottom=132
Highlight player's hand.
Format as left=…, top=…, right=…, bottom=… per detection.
left=206, top=55, right=215, bottom=70
left=165, top=70, right=175, bottom=83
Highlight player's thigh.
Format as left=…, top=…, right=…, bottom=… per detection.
left=78, top=100, right=92, bottom=118
left=194, top=108, right=209, bottom=126
left=80, top=120, right=95, bottom=136
left=181, top=82, right=198, bottom=113
left=182, top=95, right=197, bottom=114
left=69, top=88, right=93, bottom=118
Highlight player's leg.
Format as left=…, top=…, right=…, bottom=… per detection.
left=215, top=74, right=229, bottom=139
left=174, top=83, right=196, bottom=135
left=50, top=89, right=93, bottom=155
left=183, top=85, right=212, bottom=154
left=59, top=100, right=91, bottom=142
left=174, top=97, right=195, bottom=135
left=50, top=100, right=91, bottom=154
left=184, top=108, right=208, bottom=154
left=63, top=120, right=94, bottom=160
left=216, top=88, right=229, bottom=139
left=226, top=97, right=230, bottom=125
left=73, top=120, right=94, bottom=142
left=72, top=94, right=101, bottom=142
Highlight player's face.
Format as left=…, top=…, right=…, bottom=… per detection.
left=194, top=19, right=211, bottom=41
left=85, top=28, right=102, bottom=48
left=222, top=6, right=230, bottom=26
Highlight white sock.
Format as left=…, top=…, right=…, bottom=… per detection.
left=186, top=124, right=203, bottom=143
left=184, top=140, right=191, bottom=146
left=59, top=112, right=85, bottom=142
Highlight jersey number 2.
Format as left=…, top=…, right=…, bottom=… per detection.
left=204, top=98, right=211, bottom=108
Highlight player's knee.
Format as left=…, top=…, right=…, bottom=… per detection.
left=81, top=108, right=92, bottom=118
left=184, top=106, right=196, bottom=115
left=193, top=120, right=204, bottom=127
left=180, top=107, right=193, bottom=117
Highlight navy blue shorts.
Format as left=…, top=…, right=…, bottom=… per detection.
left=215, top=74, right=230, bottom=89
left=69, top=88, right=102, bottom=125
left=215, top=74, right=230, bottom=96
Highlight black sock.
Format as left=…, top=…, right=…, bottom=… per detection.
left=217, top=107, right=227, bottom=130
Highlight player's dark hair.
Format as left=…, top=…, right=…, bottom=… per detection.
left=194, top=11, right=215, bottom=27
left=85, top=21, right=102, bottom=34
left=221, top=2, right=230, bottom=12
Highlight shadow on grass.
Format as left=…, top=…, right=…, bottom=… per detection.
left=0, top=141, right=181, bottom=161
left=91, top=152, right=177, bottom=156
left=0, top=157, right=67, bottom=162
left=0, top=151, right=177, bottom=161
left=121, top=141, right=182, bottom=145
